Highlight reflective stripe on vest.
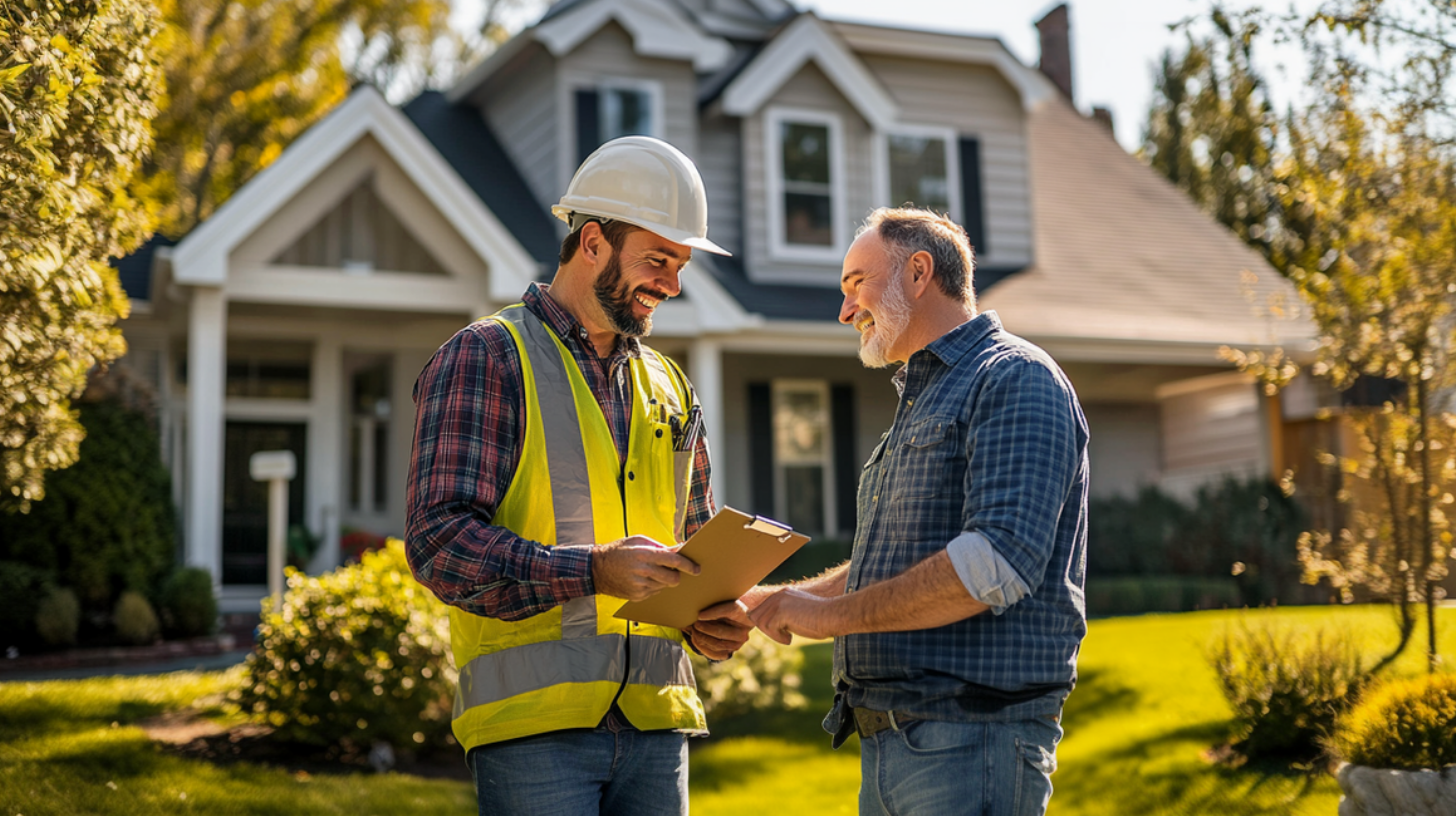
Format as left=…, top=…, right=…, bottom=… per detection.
left=448, top=305, right=705, bottom=751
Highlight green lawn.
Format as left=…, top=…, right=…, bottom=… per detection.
left=2, top=605, right=1452, bottom=815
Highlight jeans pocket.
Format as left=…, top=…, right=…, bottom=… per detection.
left=1010, top=732, right=1057, bottom=816
left=899, top=719, right=977, bottom=754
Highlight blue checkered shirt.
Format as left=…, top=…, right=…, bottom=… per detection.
left=827, top=310, right=1089, bottom=734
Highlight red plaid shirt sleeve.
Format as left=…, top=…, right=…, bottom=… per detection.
left=405, top=321, right=596, bottom=621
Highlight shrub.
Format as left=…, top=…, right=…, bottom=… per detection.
left=1330, top=673, right=1456, bottom=771
left=35, top=588, right=80, bottom=647
left=1085, top=575, right=1241, bottom=616
left=1208, top=621, right=1366, bottom=760
left=113, top=591, right=160, bottom=645
left=234, top=540, right=456, bottom=750
left=159, top=567, right=218, bottom=638
left=0, top=561, right=51, bottom=648
left=0, top=398, right=174, bottom=617
left=692, top=629, right=808, bottom=722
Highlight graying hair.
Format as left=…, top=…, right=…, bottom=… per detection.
left=856, top=207, right=976, bottom=305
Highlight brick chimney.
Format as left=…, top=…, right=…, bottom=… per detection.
left=1035, top=4, right=1073, bottom=102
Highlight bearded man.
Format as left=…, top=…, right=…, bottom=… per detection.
left=706, top=207, right=1090, bottom=816
left=407, top=136, right=751, bottom=816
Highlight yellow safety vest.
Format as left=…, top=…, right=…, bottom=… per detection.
left=450, top=304, right=706, bottom=752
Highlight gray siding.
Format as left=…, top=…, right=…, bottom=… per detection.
left=860, top=55, right=1032, bottom=266
left=698, top=112, right=743, bottom=256
left=556, top=22, right=701, bottom=174
left=1082, top=402, right=1161, bottom=499
left=744, top=61, right=874, bottom=284
left=479, top=44, right=559, bottom=212
left=718, top=351, right=898, bottom=517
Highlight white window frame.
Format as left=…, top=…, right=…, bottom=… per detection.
left=770, top=378, right=837, bottom=538
left=764, top=107, right=846, bottom=264
left=873, top=124, right=961, bottom=222
left=558, top=75, right=664, bottom=192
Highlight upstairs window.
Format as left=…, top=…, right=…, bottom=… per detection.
left=766, top=108, right=844, bottom=262
left=884, top=130, right=956, bottom=216
left=576, top=80, right=660, bottom=163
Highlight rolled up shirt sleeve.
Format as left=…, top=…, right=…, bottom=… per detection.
left=945, top=530, right=1030, bottom=615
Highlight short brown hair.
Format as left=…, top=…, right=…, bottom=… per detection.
left=858, top=208, right=976, bottom=305
left=558, top=218, right=640, bottom=266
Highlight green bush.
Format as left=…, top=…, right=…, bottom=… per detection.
left=0, top=561, right=51, bottom=648
left=113, top=590, right=160, bottom=645
left=1208, top=621, right=1365, bottom=760
left=692, top=629, right=808, bottom=722
left=1330, top=673, right=1456, bottom=770
left=0, top=398, right=175, bottom=617
left=35, top=587, right=80, bottom=647
left=159, top=567, right=218, bottom=638
left=234, top=540, right=456, bottom=750
left=766, top=539, right=852, bottom=585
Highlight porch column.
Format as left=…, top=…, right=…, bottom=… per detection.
left=185, top=285, right=227, bottom=579
left=308, top=336, right=343, bottom=573
left=689, top=339, right=724, bottom=508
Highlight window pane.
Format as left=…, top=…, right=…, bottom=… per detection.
left=783, top=465, right=825, bottom=535
left=774, top=388, right=826, bottom=462
left=226, top=341, right=312, bottom=399
left=782, top=122, right=830, bottom=184
left=784, top=192, right=833, bottom=246
left=603, top=87, right=651, bottom=140
left=888, top=134, right=950, bottom=213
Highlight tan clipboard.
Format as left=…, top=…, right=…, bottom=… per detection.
left=613, top=507, right=810, bottom=629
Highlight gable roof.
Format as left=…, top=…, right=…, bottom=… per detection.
left=979, top=98, right=1314, bottom=359
left=401, top=91, right=559, bottom=267
left=720, top=12, right=897, bottom=129
left=169, top=85, right=538, bottom=304
left=451, top=0, right=734, bottom=104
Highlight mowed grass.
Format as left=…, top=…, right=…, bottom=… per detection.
left=2, top=605, right=1452, bottom=816
left=0, top=667, right=474, bottom=815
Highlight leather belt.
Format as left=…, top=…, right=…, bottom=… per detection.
left=851, top=707, right=916, bottom=738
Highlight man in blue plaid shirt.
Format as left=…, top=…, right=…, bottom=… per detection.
left=717, top=207, right=1089, bottom=815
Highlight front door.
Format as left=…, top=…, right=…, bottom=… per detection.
left=222, top=422, right=307, bottom=584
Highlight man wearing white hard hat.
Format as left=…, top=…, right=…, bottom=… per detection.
left=406, top=136, right=747, bottom=815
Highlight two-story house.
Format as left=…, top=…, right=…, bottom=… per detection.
left=114, top=0, right=1315, bottom=611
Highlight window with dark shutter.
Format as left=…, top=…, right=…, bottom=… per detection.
left=958, top=136, right=987, bottom=256
left=575, top=89, right=600, bottom=164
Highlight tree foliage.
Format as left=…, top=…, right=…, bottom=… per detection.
left=140, top=0, right=545, bottom=238
left=1141, top=8, right=1281, bottom=261
left=0, top=0, right=162, bottom=511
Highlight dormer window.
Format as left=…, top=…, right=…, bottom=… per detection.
left=575, top=79, right=662, bottom=162
left=883, top=129, right=956, bottom=216
left=766, top=107, right=845, bottom=263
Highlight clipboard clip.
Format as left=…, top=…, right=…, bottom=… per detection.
left=744, top=515, right=794, bottom=543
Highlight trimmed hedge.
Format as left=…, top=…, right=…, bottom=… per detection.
left=1086, top=575, right=1242, bottom=616
left=692, top=629, right=808, bottom=722
left=1331, top=672, right=1456, bottom=771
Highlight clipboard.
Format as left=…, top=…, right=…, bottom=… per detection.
left=613, top=507, right=810, bottom=629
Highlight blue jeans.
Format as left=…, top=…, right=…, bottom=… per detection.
left=858, top=716, right=1061, bottom=816
left=467, top=722, right=689, bottom=816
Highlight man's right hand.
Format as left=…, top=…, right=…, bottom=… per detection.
left=592, top=536, right=701, bottom=602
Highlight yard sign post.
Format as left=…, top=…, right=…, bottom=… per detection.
left=249, top=450, right=296, bottom=613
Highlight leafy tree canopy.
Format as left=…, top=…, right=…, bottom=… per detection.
left=0, top=0, right=162, bottom=511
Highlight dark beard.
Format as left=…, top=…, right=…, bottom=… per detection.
left=593, top=249, right=654, bottom=337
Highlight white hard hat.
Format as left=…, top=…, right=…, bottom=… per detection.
left=552, top=136, right=731, bottom=256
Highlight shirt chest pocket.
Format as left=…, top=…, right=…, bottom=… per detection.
left=891, top=415, right=960, bottom=499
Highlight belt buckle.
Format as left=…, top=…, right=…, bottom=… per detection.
left=852, top=707, right=899, bottom=738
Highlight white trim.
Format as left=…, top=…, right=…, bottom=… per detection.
left=722, top=14, right=898, bottom=131
left=831, top=21, right=1059, bottom=112
left=226, top=264, right=487, bottom=315
left=765, top=106, right=847, bottom=265
left=557, top=74, right=665, bottom=205
left=534, top=0, right=732, bottom=72
left=171, top=86, right=537, bottom=306
left=872, top=124, right=961, bottom=221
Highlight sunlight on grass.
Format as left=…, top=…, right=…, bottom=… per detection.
left=1, top=606, right=1452, bottom=815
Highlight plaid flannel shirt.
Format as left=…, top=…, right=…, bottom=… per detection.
left=405, top=283, right=714, bottom=621
left=828, top=310, right=1089, bottom=731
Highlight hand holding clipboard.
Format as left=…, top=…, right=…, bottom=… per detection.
left=613, top=507, right=810, bottom=629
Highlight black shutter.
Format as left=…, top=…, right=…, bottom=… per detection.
left=831, top=383, right=857, bottom=538
left=747, top=383, right=775, bottom=517
left=576, top=89, right=600, bottom=164
left=959, top=136, right=987, bottom=257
